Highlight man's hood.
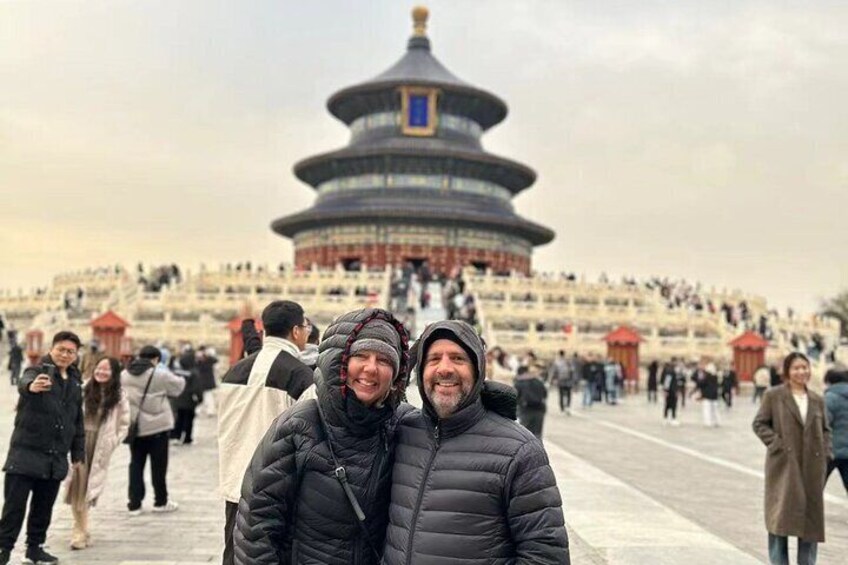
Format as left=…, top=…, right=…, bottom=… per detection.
left=300, top=343, right=319, bottom=368
left=127, top=358, right=155, bottom=376
left=415, top=320, right=487, bottom=420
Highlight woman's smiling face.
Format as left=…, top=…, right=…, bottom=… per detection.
left=346, top=350, right=395, bottom=407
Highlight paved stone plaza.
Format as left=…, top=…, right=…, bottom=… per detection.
left=0, top=384, right=846, bottom=564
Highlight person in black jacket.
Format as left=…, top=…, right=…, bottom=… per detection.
left=647, top=360, right=659, bottom=403
left=383, top=320, right=569, bottom=565
left=694, top=362, right=720, bottom=427
left=233, top=308, right=411, bottom=565
left=661, top=360, right=680, bottom=426
left=514, top=365, right=547, bottom=439
left=0, top=331, right=85, bottom=565
left=170, top=349, right=203, bottom=445
left=7, top=344, right=23, bottom=387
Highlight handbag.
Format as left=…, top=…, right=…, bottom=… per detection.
left=316, top=402, right=380, bottom=562
left=123, top=369, right=154, bottom=444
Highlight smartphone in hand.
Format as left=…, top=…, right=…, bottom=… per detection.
left=31, top=374, right=53, bottom=393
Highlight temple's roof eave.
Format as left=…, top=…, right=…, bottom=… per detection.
left=293, top=146, right=536, bottom=193
left=271, top=208, right=555, bottom=246
left=327, top=79, right=508, bottom=130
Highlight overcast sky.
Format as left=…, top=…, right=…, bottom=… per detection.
left=2, top=0, right=846, bottom=313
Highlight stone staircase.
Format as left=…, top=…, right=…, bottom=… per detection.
left=412, top=281, right=447, bottom=339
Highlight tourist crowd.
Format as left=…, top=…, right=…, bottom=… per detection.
left=1, top=296, right=847, bottom=564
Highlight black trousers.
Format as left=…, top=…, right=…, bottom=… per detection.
left=722, top=390, right=733, bottom=407
left=827, top=458, right=848, bottom=493
left=518, top=408, right=545, bottom=439
left=0, top=473, right=61, bottom=551
left=558, top=386, right=572, bottom=411
left=9, top=365, right=21, bottom=386
left=171, top=408, right=196, bottom=443
left=223, top=500, right=238, bottom=565
left=664, top=393, right=678, bottom=419
left=128, top=431, right=170, bottom=510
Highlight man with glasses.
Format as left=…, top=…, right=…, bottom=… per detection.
left=218, top=300, right=316, bottom=565
left=0, top=331, right=85, bottom=565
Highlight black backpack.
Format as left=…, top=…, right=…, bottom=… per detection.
left=518, top=378, right=547, bottom=409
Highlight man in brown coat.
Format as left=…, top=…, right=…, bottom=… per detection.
left=753, top=352, right=831, bottom=565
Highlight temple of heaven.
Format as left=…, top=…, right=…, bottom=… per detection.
left=272, top=6, right=555, bottom=274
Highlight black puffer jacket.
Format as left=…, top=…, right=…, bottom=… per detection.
left=234, top=309, right=411, bottom=565
left=3, top=355, right=85, bottom=481
left=383, top=321, right=570, bottom=565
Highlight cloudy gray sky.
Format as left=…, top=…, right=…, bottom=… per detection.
left=2, top=0, right=846, bottom=312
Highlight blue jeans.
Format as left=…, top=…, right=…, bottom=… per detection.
left=768, top=533, right=817, bottom=565
left=582, top=382, right=594, bottom=406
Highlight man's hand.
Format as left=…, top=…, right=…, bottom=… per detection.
left=28, top=374, right=53, bottom=394
left=72, top=461, right=82, bottom=470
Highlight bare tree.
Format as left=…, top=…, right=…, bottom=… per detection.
left=821, top=290, right=848, bottom=338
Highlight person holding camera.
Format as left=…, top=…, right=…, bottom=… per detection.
left=0, top=331, right=86, bottom=565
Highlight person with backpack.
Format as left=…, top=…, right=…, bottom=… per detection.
left=514, top=364, right=548, bottom=439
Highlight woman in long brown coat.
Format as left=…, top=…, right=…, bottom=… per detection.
left=753, top=352, right=832, bottom=565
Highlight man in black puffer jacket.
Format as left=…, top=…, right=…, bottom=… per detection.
left=234, top=308, right=411, bottom=565
left=383, top=320, right=570, bottom=564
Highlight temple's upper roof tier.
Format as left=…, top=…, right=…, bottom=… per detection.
left=327, top=10, right=507, bottom=130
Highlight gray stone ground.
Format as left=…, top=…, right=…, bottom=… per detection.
left=0, top=381, right=846, bottom=564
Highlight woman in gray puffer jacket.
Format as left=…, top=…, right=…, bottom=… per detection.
left=234, top=308, right=410, bottom=565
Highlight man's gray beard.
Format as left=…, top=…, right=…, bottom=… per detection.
left=426, top=387, right=468, bottom=420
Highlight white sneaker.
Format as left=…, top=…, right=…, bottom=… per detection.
left=127, top=508, right=143, bottom=517
left=152, top=500, right=179, bottom=513
left=671, top=419, right=681, bottom=427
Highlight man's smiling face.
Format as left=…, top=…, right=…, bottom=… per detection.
left=423, top=338, right=475, bottom=419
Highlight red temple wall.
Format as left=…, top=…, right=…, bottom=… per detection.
left=295, top=243, right=530, bottom=275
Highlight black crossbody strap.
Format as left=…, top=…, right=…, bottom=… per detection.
left=315, top=402, right=380, bottom=561
left=132, top=369, right=155, bottom=429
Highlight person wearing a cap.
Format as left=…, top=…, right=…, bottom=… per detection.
left=234, top=308, right=410, bottom=565
left=383, top=320, right=570, bottom=565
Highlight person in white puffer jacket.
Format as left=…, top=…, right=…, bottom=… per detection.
left=121, top=345, right=185, bottom=515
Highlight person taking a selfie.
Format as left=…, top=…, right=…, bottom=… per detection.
left=0, top=331, right=86, bottom=565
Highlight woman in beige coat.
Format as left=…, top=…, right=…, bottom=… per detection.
left=753, top=352, right=832, bottom=565
left=65, top=357, right=130, bottom=549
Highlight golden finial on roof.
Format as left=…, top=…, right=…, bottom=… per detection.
left=412, top=6, right=429, bottom=36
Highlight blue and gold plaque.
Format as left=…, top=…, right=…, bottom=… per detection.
left=400, top=86, right=439, bottom=136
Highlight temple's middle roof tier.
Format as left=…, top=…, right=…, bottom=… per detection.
left=294, top=144, right=536, bottom=193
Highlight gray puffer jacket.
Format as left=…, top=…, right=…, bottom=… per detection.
left=383, top=321, right=570, bottom=564
left=121, top=359, right=185, bottom=437
left=234, top=309, right=411, bottom=565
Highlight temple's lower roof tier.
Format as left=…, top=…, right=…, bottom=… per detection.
left=271, top=203, right=554, bottom=246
